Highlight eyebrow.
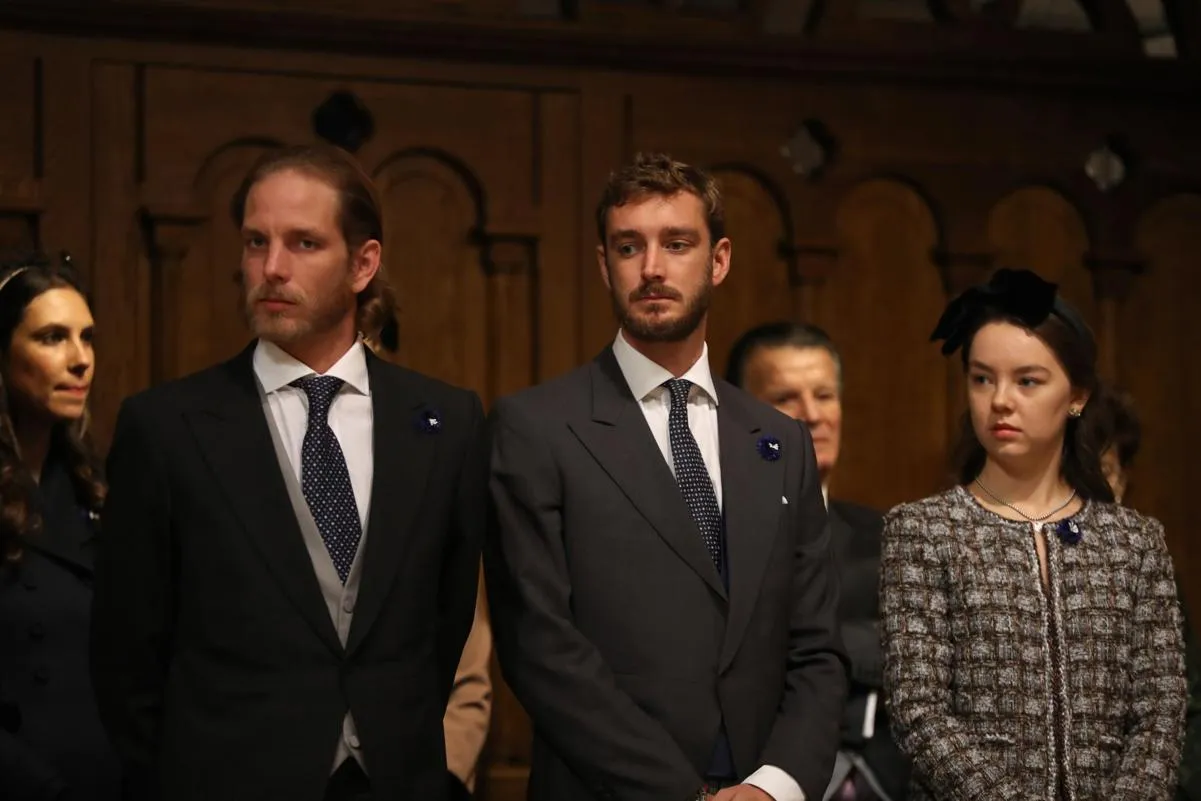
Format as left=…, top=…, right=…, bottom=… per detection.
left=659, top=226, right=701, bottom=239
left=968, top=360, right=1051, bottom=374
left=30, top=323, right=94, bottom=334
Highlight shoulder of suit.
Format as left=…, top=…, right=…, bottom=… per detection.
left=372, top=359, right=481, bottom=411
left=829, top=499, right=884, bottom=531
left=715, top=379, right=799, bottom=430
left=491, top=361, right=593, bottom=417
left=120, top=358, right=234, bottom=412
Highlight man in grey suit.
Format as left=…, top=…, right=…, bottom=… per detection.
left=726, top=323, right=911, bottom=801
left=484, top=153, right=847, bottom=801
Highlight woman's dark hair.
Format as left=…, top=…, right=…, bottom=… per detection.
left=1094, top=388, right=1141, bottom=471
left=0, top=251, right=105, bottom=565
left=950, top=305, right=1115, bottom=503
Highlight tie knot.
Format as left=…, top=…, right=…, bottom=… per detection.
left=664, top=378, right=693, bottom=408
left=291, top=375, right=344, bottom=420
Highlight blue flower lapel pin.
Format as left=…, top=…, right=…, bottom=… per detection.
left=1054, top=517, right=1082, bottom=546
left=756, top=434, right=782, bottom=462
left=415, top=407, right=442, bottom=434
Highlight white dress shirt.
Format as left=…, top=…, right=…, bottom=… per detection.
left=252, top=338, right=374, bottom=530
left=611, top=331, right=805, bottom=801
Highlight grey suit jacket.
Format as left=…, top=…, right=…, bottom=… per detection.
left=484, top=347, right=848, bottom=801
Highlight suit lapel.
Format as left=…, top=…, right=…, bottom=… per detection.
left=346, top=353, right=437, bottom=655
left=185, top=345, right=342, bottom=656
left=718, top=385, right=787, bottom=670
left=567, top=349, right=726, bottom=600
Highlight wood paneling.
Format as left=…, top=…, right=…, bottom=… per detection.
left=1, top=8, right=1200, bottom=795
left=1128, top=193, right=1201, bottom=621
left=827, top=179, right=948, bottom=511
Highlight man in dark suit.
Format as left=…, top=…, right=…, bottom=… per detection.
left=485, top=153, right=847, bottom=801
left=90, top=144, right=486, bottom=801
left=726, top=323, right=910, bottom=801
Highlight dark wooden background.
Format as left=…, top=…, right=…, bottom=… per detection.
left=1, top=2, right=1198, bottom=797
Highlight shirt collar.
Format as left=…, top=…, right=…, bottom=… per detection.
left=252, top=338, right=371, bottom=396
left=611, top=330, right=719, bottom=405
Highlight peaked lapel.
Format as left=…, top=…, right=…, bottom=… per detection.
left=567, top=349, right=726, bottom=600
left=184, top=344, right=342, bottom=656
left=345, top=353, right=438, bottom=655
left=717, top=384, right=788, bottom=670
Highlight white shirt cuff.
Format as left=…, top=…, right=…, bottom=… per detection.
left=863, top=691, right=878, bottom=740
left=743, top=765, right=805, bottom=801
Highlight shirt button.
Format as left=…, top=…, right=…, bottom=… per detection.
left=347, top=734, right=361, bottom=749
left=342, top=596, right=355, bottom=614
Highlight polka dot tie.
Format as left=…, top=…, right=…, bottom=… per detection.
left=291, top=375, right=362, bottom=584
left=664, top=378, right=723, bottom=571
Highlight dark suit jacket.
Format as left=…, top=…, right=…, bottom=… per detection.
left=1, top=458, right=122, bottom=801
left=827, top=500, right=910, bottom=801
left=484, top=348, right=847, bottom=801
left=90, top=343, right=486, bottom=801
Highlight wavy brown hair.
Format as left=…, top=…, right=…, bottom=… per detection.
left=595, top=152, right=725, bottom=249
left=0, top=251, right=105, bottom=565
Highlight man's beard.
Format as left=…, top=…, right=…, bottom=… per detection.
left=611, top=260, right=714, bottom=343
left=243, top=282, right=352, bottom=344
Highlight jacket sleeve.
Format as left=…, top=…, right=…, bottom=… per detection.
left=0, top=729, right=67, bottom=800
left=880, top=508, right=1025, bottom=801
left=1108, top=518, right=1186, bottom=801
left=90, top=396, right=175, bottom=801
left=755, top=420, right=848, bottom=801
left=436, top=392, right=486, bottom=703
left=483, top=397, right=702, bottom=801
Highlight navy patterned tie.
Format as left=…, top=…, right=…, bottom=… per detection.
left=664, top=378, right=723, bottom=571
left=291, top=376, right=362, bottom=583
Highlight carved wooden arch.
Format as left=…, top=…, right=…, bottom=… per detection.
left=986, top=184, right=1094, bottom=311
left=703, top=163, right=799, bottom=373
left=369, top=148, right=531, bottom=402
left=372, top=146, right=487, bottom=240
left=829, top=176, right=952, bottom=508
left=709, top=161, right=801, bottom=274
left=835, top=175, right=942, bottom=258
left=141, top=137, right=288, bottom=382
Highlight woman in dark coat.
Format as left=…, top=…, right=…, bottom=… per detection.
left=0, top=251, right=120, bottom=800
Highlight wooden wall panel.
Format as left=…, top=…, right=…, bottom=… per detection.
left=2, top=17, right=1201, bottom=798
left=1127, top=194, right=1201, bottom=622
left=987, top=187, right=1095, bottom=323
left=827, top=179, right=948, bottom=511
left=90, top=62, right=147, bottom=449
left=0, top=51, right=35, bottom=186
left=375, top=154, right=489, bottom=397
left=706, top=169, right=796, bottom=377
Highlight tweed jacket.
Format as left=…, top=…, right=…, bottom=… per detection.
left=880, top=486, right=1186, bottom=801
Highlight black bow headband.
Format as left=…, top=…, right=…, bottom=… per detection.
left=930, top=268, right=1088, bottom=356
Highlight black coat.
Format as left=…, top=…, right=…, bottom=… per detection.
left=0, top=458, right=122, bottom=801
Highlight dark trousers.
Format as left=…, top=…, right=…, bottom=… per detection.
left=324, top=758, right=371, bottom=801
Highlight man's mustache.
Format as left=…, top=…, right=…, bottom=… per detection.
left=629, top=283, right=681, bottom=303
left=248, top=285, right=306, bottom=305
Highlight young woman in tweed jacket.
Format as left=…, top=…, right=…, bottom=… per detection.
left=880, top=269, right=1186, bottom=801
